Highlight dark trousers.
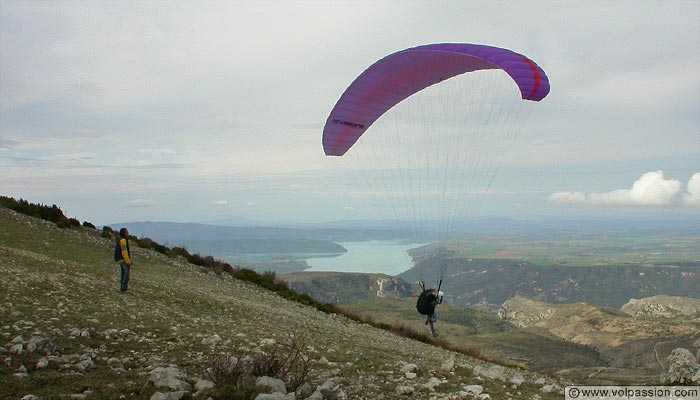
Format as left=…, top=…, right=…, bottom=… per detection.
left=120, top=263, right=130, bottom=292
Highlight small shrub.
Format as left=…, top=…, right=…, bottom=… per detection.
left=208, top=355, right=252, bottom=387
left=100, top=226, right=114, bottom=239
left=55, top=219, right=71, bottom=229
left=170, top=246, right=193, bottom=261
left=206, top=332, right=311, bottom=395
left=67, top=217, right=80, bottom=227
left=222, top=263, right=235, bottom=275
left=82, top=221, right=96, bottom=229
left=201, top=356, right=261, bottom=400
left=262, top=270, right=277, bottom=281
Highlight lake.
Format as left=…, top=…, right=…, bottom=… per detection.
left=306, top=240, right=427, bottom=276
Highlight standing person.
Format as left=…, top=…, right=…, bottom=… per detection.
left=114, top=228, right=132, bottom=292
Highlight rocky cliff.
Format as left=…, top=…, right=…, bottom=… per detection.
left=280, top=271, right=413, bottom=304
left=621, top=295, right=700, bottom=318
left=498, top=296, right=700, bottom=375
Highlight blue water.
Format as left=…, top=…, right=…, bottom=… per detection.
left=306, top=240, right=427, bottom=276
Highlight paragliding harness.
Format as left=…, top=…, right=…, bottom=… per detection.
left=416, top=275, right=443, bottom=336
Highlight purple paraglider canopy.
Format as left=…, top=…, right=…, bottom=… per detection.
left=322, top=43, right=550, bottom=156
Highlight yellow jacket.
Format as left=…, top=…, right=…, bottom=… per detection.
left=119, top=238, right=132, bottom=266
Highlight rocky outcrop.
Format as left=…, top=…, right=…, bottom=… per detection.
left=376, top=277, right=413, bottom=298
left=282, top=272, right=412, bottom=304
left=498, top=296, right=554, bottom=328
left=661, top=348, right=700, bottom=384
left=622, top=295, right=700, bottom=318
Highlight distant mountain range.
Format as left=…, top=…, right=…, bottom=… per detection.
left=111, top=214, right=700, bottom=243
left=108, top=217, right=700, bottom=275
left=107, top=221, right=350, bottom=258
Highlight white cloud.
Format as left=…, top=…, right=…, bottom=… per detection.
left=0, top=138, right=20, bottom=149
left=548, top=170, right=700, bottom=207
left=212, top=200, right=228, bottom=206
left=126, top=199, right=154, bottom=208
left=548, top=191, right=586, bottom=204
left=683, top=172, right=700, bottom=206
left=590, top=171, right=681, bottom=206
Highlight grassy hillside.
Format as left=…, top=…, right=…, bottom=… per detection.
left=0, top=206, right=565, bottom=399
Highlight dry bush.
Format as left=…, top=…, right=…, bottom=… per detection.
left=207, top=332, right=312, bottom=393
left=208, top=355, right=252, bottom=387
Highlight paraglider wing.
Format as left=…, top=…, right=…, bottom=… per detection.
left=322, top=43, right=550, bottom=156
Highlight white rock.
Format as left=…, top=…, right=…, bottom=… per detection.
left=255, top=393, right=294, bottom=400
left=150, top=392, right=188, bottom=400
left=9, top=343, right=24, bottom=354
left=296, top=382, right=314, bottom=398
left=405, top=371, right=417, bottom=379
left=76, top=358, right=94, bottom=372
left=194, top=378, right=215, bottom=391
left=307, top=379, right=344, bottom=400
left=661, top=348, right=700, bottom=384
left=540, top=384, right=560, bottom=393
left=26, top=341, right=37, bottom=353
left=423, top=377, right=442, bottom=391
left=463, top=384, right=484, bottom=396
left=21, top=396, right=39, bottom=400
left=441, top=358, right=455, bottom=372
left=473, top=365, right=506, bottom=381
left=36, top=358, right=49, bottom=369
left=400, top=363, right=418, bottom=373
left=256, top=376, right=287, bottom=394
left=395, top=385, right=414, bottom=395
left=511, top=373, right=525, bottom=386
left=149, top=366, right=192, bottom=392
left=202, top=334, right=222, bottom=346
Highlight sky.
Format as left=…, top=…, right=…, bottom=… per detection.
left=1, top=0, right=699, bottom=227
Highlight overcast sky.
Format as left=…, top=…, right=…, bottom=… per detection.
left=1, top=0, right=698, bottom=227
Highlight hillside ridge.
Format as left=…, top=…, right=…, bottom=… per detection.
left=0, top=206, right=565, bottom=399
